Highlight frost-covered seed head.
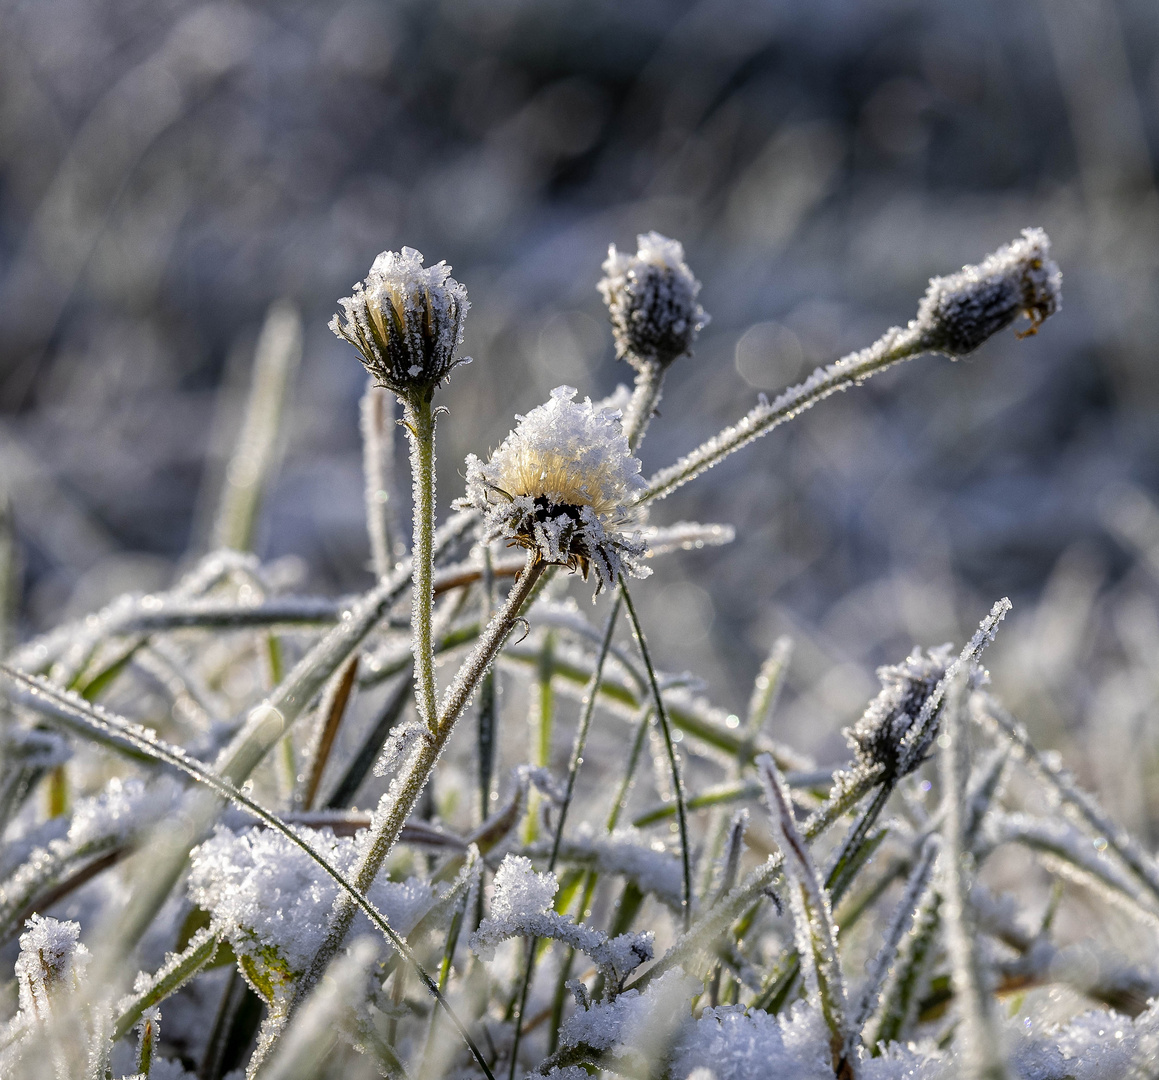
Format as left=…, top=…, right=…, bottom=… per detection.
left=915, top=228, right=1062, bottom=356
left=460, top=386, right=650, bottom=593
left=330, top=247, right=469, bottom=397
left=15, top=914, right=89, bottom=1020
left=598, top=231, right=709, bottom=370
left=844, top=644, right=955, bottom=783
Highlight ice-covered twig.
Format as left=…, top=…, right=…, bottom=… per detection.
left=640, top=231, right=1060, bottom=505
left=757, top=754, right=856, bottom=1079
left=937, top=678, right=1010, bottom=1080
left=853, top=834, right=940, bottom=1042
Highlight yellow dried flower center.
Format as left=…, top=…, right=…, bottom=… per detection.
left=496, top=442, right=621, bottom=518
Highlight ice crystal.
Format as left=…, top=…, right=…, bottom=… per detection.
left=844, top=645, right=955, bottom=784
left=14, top=914, right=89, bottom=1020
left=187, top=825, right=433, bottom=1005
left=460, top=386, right=649, bottom=593
left=558, top=967, right=699, bottom=1054
left=330, top=246, right=470, bottom=396
left=914, top=228, right=1061, bottom=356
left=470, top=855, right=653, bottom=986
left=598, top=231, right=708, bottom=369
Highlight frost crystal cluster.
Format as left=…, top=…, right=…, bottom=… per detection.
left=14, top=914, right=89, bottom=1020
left=461, top=385, right=649, bottom=591
left=598, top=230, right=709, bottom=369
left=188, top=825, right=433, bottom=1004
left=844, top=644, right=954, bottom=783
left=330, top=246, right=470, bottom=395
left=915, top=227, right=1062, bottom=356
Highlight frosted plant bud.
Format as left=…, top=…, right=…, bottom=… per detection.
left=598, top=231, right=709, bottom=370
left=330, top=247, right=470, bottom=396
left=915, top=227, right=1062, bottom=356
left=14, top=914, right=89, bottom=1020
left=844, top=644, right=955, bottom=784
left=460, top=386, right=651, bottom=594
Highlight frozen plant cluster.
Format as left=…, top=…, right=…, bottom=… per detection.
left=4, top=225, right=1158, bottom=1080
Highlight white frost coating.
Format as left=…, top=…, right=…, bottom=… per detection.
left=558, top=967, right=699, bottom=1052
left=187, top=825, right=433, bottom=1003
left=330, top=246, right=470, bottom=394
left=460, top=386, right=650, bottom=593
left=470, top=855, right=653, bottom=986
left=562, top=824, right=685, bottom=910
left=598, top=231, right=708, bottom=369
left=1, top=776, right=181, bottom=926
left=843, top=645, right=955, bottom=785
left=915, top=228, right=1061, bottom=356
left=14, top=914, right=89, bottom=1020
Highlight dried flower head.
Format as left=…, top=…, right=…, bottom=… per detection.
left=330, top=247, right=470, bottom=396
left=461, top=386, right=649, bottom=593
left=844, top=644, right=955, bottom=783
left=598, top=231, right=709, bottom=370
left=915, top=228, right=1062, bottom=356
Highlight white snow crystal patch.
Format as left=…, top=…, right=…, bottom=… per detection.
left=559, top=968, right=698, bottom=1054
left=471, top=855, right=652, bottom=986
left=187, top=825, right=433, bottom=1001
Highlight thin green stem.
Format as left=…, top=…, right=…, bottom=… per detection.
left=404, top=391, right=439, bottom=733
left=618, top=576, right=692, bottom=930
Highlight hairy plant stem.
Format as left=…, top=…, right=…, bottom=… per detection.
left=621, top=359, right=666, bottom=451
left=404, top=389, right=439, bottom=733
left=361, top=381, right=398, bottom=579
left=293, top=553, right=545, bottom=1020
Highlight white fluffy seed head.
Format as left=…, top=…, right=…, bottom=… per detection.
left=915, top=227, right=1062, bottom=356
left=460, top=386, right=650, bottom=594
left=598, top=231, right=709, bottom=370
left=330, top=246, right=470, bottom=396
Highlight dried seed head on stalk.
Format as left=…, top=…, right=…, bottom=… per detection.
left=844, top=644, right=955, bottom=784
left=330, top=247, right=469, bottom=396
left=598, top=231, right=709, bottom=370
left=915, top=227, right=1061, bottom=356
left=460, top=386, right=649, bottom=594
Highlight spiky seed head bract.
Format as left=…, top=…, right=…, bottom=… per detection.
left=330, top=247, right=470, bottom=397
left=915, top=228, right=1062, bottom=356
left=461, top=386, right=650, bottom=594
left=844, top=644, right=955, bottom=783
left=598, top=231, right=709, bottom=370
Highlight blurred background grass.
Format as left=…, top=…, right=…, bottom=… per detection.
left=2, top=0, right=1158, bottom=824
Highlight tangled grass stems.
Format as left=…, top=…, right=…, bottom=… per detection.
left=0, top=664, right=497, bottom=1080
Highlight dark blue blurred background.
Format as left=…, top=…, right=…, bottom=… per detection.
left=2, top=0, right=1159, bottom=803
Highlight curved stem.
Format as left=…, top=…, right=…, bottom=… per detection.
left=404, top=390, right=439, bottom=733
